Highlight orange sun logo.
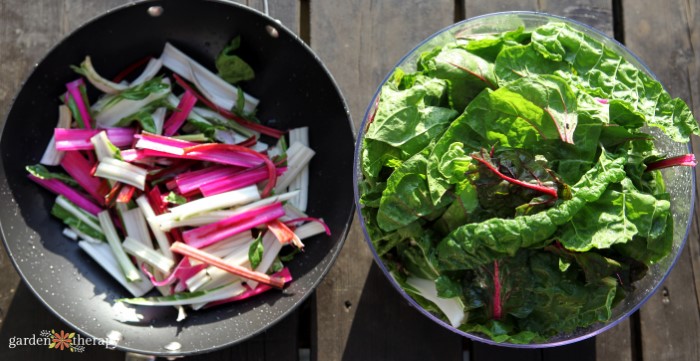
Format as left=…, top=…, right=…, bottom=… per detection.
left=49, top=330, right=75, bottom=351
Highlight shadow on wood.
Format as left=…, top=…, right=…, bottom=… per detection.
left=340, top=262, right=463, bottom=361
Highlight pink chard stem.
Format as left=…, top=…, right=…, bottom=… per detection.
left=492, top=260, right=502, bottom=320
left=28, top=174, right=102, bottom=215
left=645, top=154, right=697, bottom=172
left=470, top=152, right=558, bottom=199
left=65, top=79, right=93, bottom=129
left=163, top=90, right=198, bottom=136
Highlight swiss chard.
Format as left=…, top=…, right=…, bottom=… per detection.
left=529, top=23, right=699, bottom=142
left=359, top=21, right=699, bottom=343
left=362, top=72, right=455, bottom=180
left=418, top=43, right=497, bottom=111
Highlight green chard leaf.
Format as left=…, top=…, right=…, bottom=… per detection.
left=459, top=26, right=532, bottom=63
left=436, top=150, right=626, bottom=271
left=418, top=43, right=497, bottom=111
left=458, top=250, right=617, bottom=342
left=426, top=112, right=483, bottom=204
left=494, top=44, right=569, bottom=86
left=501, top=74, right=578, bottom=143
left=530, top=22, right=700, bottom=142
left=216, top=36, right=255, bottom=84
left=463, top=89, right=557, bottom=147
left=377, top=150, right=452, bottom=232
left=396, top=225, right=441, bottom=280
left=557, top=178, right=671, bottom=252
left=468, top=148, right=561, bottom=219
left=164, top=192, right=187, bottom=205
left=269, top=257, right=285, bottom=273
left=435, top=274, right=463, bottom=298
left=117, top=107, right=158, bottom=134
left=279, top=248, right=301, bottom=262
left=26, top=165, right=79, bottom=186
left=614, top=192, right=674, bottom=265
left=516, top=252, right=618, bottom=337
left=248, top=235, right=264, bottom=269
left=97, top=76, right=169, bottom=112
left=51, top=202, right=105, bottom=241
left=362, top=72, right=455, bottom=180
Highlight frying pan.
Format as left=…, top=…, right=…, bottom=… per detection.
left=0, top=0, right=354, bottom=356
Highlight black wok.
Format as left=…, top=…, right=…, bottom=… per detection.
left=0, top=0, right=354, bottom=356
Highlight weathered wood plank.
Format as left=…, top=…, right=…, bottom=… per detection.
left=336, top=264, right=465, bottom=360
left=464, top=0, right=612, bottom=37
left=623, top=1, right=700, bottom=360
left=595, top=318, right=634, bottom=361
left=680, top=0, right=700, bottom=322
left=542, top=339, right=596, bottom=361
left=308, top=1, right=462, bottom=360
left=244, top=0, right=301, bottom=35
left=538, top=0, right=613, bottom=36
left=472, top=338, right=595, bottom=361
left=463, top=0, right=538, bottom=18
left=471, top=343, right=542, bottom=361
left=637, top=248, right=700, bottom=361
left=691, top=173, right=700, bottom=332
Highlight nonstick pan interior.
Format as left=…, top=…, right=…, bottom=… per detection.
left=0, top=0, right=354, bottom=356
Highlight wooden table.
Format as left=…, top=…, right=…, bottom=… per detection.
left=1, top=0, right=699, bottom=360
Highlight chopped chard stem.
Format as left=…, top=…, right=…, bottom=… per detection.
left=645, top=154, right=697, bottom=171
left=40, top=105, right=72, bottom=166
left=170, top=242, right=286, bottom=288
left=98, top=210, right=142, bottom=282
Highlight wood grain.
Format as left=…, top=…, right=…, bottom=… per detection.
left=308, top=1, right=462, bottom=360
left=471, top=343, right=542, bottom=361
left=463, top=0, right=538, bottom=17
left=538, top=0, right=613, bottom=36
left=623, top=1, right=700, bottom=360
left=244, top=0, right=300, bottom=34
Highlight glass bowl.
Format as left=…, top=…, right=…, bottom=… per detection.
left=353, top=11, right=695, bottom=348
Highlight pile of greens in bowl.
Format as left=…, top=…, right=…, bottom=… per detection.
left=358, top=22, right=699, bottom=343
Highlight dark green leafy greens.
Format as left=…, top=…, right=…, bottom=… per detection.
left=359, top=21, right=698, bottom=343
